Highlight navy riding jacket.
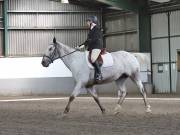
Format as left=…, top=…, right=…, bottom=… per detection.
left=84, top=25, right=103, bottom=51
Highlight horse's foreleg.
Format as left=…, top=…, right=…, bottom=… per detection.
left=87, top=87, right=105, bottom=114
left=63, top=82, right=82, bottom=114
left=64, top=96, right=74, bottom=114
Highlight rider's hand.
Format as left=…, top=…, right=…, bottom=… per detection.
left=75, top=45, right=85, bottom=50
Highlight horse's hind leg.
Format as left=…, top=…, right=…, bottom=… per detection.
left=131, top=72, right=151, bottom=113
left=114, top=77, right=127, bottom=114
left=87, top=86, right=105, bottom=114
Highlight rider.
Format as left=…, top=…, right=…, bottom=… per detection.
left=77, top=16, right=104, bottom=82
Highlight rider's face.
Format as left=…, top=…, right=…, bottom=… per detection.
left=86, top=21, right=92, bottom=28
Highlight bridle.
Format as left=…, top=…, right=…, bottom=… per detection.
left=43, top=44, right=78, bottom=64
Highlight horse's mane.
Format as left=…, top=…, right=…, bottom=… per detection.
left=57, top=42, right=75, bottom=53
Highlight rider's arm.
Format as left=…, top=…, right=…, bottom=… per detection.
left=85, top=27, right=101, bottom=45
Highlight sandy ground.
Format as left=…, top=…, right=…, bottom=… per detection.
left=0, top=97, right=180, bottom=135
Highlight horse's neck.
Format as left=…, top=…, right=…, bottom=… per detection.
left=59, top=43, right=74, bottom=55
left=58, top=43, right=81, bottom=71
left=62, top=51, right=82, bottom=72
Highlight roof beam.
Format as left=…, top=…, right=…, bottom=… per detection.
left=96, top=0, right=145, bottom=12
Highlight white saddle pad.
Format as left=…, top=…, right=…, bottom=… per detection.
left=85, top=51, right=114, bottom=69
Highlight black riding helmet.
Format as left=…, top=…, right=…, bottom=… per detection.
left=86, top=16, right=98, bottom=24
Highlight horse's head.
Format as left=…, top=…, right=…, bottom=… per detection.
left=41, top=37, right=60, bottom=67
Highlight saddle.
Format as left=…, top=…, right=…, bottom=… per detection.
left=88, top=49, right=106, bottom=66
left=86, top=49, right=114, bottom=69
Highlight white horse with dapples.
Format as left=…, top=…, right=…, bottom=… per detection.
left=41, top=38, right=151, bottom=115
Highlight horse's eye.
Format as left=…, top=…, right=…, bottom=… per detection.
left=49, top=48, right=52, bottom=51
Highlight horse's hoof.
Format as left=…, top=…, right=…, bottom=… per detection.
left=113, top=104, right=122, bottom=115
left=63, top=108, right=69, bottom=116
left=114, top=111, right=120, bottom=115
left=146, top=105, right=152, bottom=113
left=60, top=112, right=68, bottom=118
left=146, top=108, right=152, bottom=113
left=56, top=112, right=67, bottom=119
left=102, top=109, right=106, bottom=115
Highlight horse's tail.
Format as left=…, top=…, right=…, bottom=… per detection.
left=132, top=53, right=150, bottom=65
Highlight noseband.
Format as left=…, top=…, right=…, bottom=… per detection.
left=43, top=55, right=54, bottom=63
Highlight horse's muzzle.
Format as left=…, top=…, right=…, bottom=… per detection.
left=41, top=60, right=49, bottom=67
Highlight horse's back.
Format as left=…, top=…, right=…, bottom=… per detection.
left=110, top=51, right=140, bottom=73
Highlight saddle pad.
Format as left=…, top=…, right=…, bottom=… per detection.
left=85, top=51, right=114, bottom=69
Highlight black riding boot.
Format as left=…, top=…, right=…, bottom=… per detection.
left=92, top=61, right=103, bottom=82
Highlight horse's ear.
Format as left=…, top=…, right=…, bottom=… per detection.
left=53, top=37, right=56, bottom=44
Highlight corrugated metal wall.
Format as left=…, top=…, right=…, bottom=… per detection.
left=170, top=10, right=180, bottom=93
left=151, top=13, right=168, bottom=38
left=7, top=0, right=102, bottom=56
left=8, top=30, right=88, bottom=56
left=151, top=10, right=180, bottom=93
left=0, top=0, right=3, bottom=56
left=151, top=13, right=171, bottom=93
left=103, top=11, right=139, bottom=52
left=170, top=36, right=178, bottom=93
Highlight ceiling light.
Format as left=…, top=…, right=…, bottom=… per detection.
left=151, top=0, right=171, bottom=3
left=61, top=0, right=69, bottom=3
left=107, top=6, right=122, bottom=10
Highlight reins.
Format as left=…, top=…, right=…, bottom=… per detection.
left=43, top=45, right=78, bottom=63
left=59, top=50, right=78, bottom=58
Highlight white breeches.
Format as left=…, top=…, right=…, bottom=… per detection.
left=91, top=49, right=101, bottom=63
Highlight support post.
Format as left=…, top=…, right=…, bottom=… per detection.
left=3, top=0, right=8, bottom=56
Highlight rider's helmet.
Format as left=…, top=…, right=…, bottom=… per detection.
left=86, top=16, right=98, bottom=24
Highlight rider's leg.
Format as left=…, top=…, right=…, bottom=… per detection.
left=92, top=61, right=102, bottom=80
left=91, top=49, right=102, bottom=81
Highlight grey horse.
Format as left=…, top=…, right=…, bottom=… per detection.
left=41, top=38, right=151, bottom=115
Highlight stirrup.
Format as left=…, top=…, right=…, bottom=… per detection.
left=95, top=74, right=103, bottom=81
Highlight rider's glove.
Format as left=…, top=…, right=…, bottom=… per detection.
left=75, top=44, right=85, bottom=50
